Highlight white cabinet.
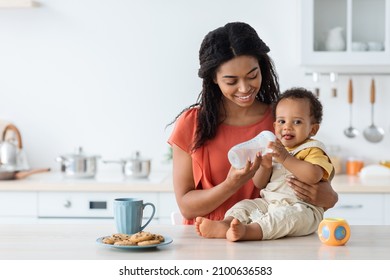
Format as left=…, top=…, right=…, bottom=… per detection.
left=0, top=190, right=180, bottom=225
left=324, top=193, right=385, bottom=225
left=158, top=192, right=181, bottom=224
left=0, top=192, right=38, bottom=224
left=301, top=0, right=390, bottom=66
left=37, top=192, right=158, bottom=219
left=36, top=191, right=179, bottom=225
left=37, top=191, right=160, bottom=226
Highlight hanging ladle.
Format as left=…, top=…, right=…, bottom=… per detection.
left=363, top=78, right=384, bottom=143
left=344, top=78, right=359, bottom=138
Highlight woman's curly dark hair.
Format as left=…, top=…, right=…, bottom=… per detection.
left=170, top=22, right=280, bottom=151
left=272, top=87, right=323, bottom=124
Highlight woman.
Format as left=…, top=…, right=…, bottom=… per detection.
left=168, top=22, right=338, bottom=225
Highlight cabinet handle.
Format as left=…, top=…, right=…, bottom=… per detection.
left=338, top=204, right=363, bottom=209
left=63, top=200, right=72, bottom=208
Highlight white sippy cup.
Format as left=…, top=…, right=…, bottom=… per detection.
left=228, top=130, right=276, bottom=169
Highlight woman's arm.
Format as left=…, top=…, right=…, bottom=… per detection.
left=171, top=144, right=261, bottom=219
left=287, top=177, right=338, bottom=210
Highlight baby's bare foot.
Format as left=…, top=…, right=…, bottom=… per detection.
left=226, top=218, right=246, bottom=242
left=195, top=217, right=229, bottom=238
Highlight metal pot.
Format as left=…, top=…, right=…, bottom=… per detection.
left=103, top=151, right=151, bottom=178
left=56, top=147, right=100, bottom=178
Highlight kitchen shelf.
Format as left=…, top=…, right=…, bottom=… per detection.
left=305, top=72, right=390, bottom=76
left=301, top=0, right=390, bottom=67
left=0, top=0, right=34, bottom=8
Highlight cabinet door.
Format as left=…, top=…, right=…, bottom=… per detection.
left=324, top=193, right=384, bottom=225
left=38, top=192, right=158, bottom=219
left=301, top=0, right=390, bottom=66
left=0, top=192, right=37, bottom=217
left=158, top=192, right=180, bottom=225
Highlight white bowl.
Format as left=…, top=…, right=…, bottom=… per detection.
left=367, top=41, right=384, bottom=51
left=351, top=42, right=368, bottom=51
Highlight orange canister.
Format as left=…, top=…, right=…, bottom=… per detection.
left=346, top=158, right=364, bottom=175
left=318, top=218, right=350, bottom=246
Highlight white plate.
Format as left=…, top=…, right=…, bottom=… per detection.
left=96, top=235, right=173, bottom=250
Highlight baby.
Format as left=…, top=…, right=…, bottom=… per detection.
left=195, top=87, right=334, bottom=241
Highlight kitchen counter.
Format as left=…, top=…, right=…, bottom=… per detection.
left=0, top=223, right=389, bottom=260
left=0, top=172, right=389, bottom=193
left=0, top=171, right=173, bottom=192
left=332, top=174, right=390, bottom=193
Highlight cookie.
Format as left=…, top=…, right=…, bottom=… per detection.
left=130, top=231, right=154, bottom=243
left=114, top=240, right=138, bottom=246
left=112, top=233, right=131, bottom=240
left=137, top=239, right=161, bottom=246
left=152, top=234, right=165, bottom=242
left=101, top=230, right=165, bottom=247
left=102, top=237, right=117, bottom=244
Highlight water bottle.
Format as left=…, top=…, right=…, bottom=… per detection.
left=228, top=130, right=276, bottom=169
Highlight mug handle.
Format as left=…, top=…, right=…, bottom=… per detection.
left=140, top=202, right=156, bottom=231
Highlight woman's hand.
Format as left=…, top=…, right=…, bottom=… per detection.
left=226, top=153, right=262, bottom=188
left=287, top=176, right=338, bottom=210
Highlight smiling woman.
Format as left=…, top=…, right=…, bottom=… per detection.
left=167, top=22, right=338, bottom=227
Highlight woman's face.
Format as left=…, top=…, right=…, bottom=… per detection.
left=214, top=55, right=261, bottom=108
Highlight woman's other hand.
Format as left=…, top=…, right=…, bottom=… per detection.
left=226, top=152, right=262, bottom=188
left=287, top=177, right=338, bottom=210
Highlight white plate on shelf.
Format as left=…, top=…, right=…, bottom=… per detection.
left=96, top=235, right=173, bottom=250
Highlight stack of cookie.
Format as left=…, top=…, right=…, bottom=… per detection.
left=102, top=231, right=165, bottom=246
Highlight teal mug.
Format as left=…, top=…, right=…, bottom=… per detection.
left=114, top=198, right=156, bottom=234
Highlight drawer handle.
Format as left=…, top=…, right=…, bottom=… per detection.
left=63, top=200, right=72, bottom=208
left=338, top=204, right=363, bottom=209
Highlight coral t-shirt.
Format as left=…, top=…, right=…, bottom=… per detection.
left=168, top=106, right=275, bottom=224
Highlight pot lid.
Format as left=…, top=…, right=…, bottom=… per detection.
left=122, top=151, right=150, bottom=162
left=61, top=147, right=100, bottom=159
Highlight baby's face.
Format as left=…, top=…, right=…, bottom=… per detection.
left=273, top=98, right=319, bottom=148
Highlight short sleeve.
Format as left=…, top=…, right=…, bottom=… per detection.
left=167, top=108, right=198, bottom=153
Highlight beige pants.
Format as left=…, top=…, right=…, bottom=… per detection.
left=225, top=198, right=324, bottom=240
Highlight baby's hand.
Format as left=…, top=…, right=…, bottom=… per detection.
left=268, top=140, right=290, bottom=164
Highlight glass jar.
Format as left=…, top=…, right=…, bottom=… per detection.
left=346, top=157, right=364, bottom=176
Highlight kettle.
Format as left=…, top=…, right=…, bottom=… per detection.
left=0, top=124, right=23, bottom=168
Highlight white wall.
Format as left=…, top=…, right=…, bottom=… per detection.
left=0, top=0, right=389, bottom=173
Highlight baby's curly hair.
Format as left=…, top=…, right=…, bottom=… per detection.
left=272, top=87, right=323, bottom=124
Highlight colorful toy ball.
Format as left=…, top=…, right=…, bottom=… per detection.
left=318, top=218, right=350, bottom=246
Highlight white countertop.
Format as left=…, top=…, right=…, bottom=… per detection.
left=332, top=174, right=390, bottom=193
left=0, top=171, right=173, bottom=192
left=0, top=171, right=389, bottom=193
left=0, top=223, right=389, bottom=260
